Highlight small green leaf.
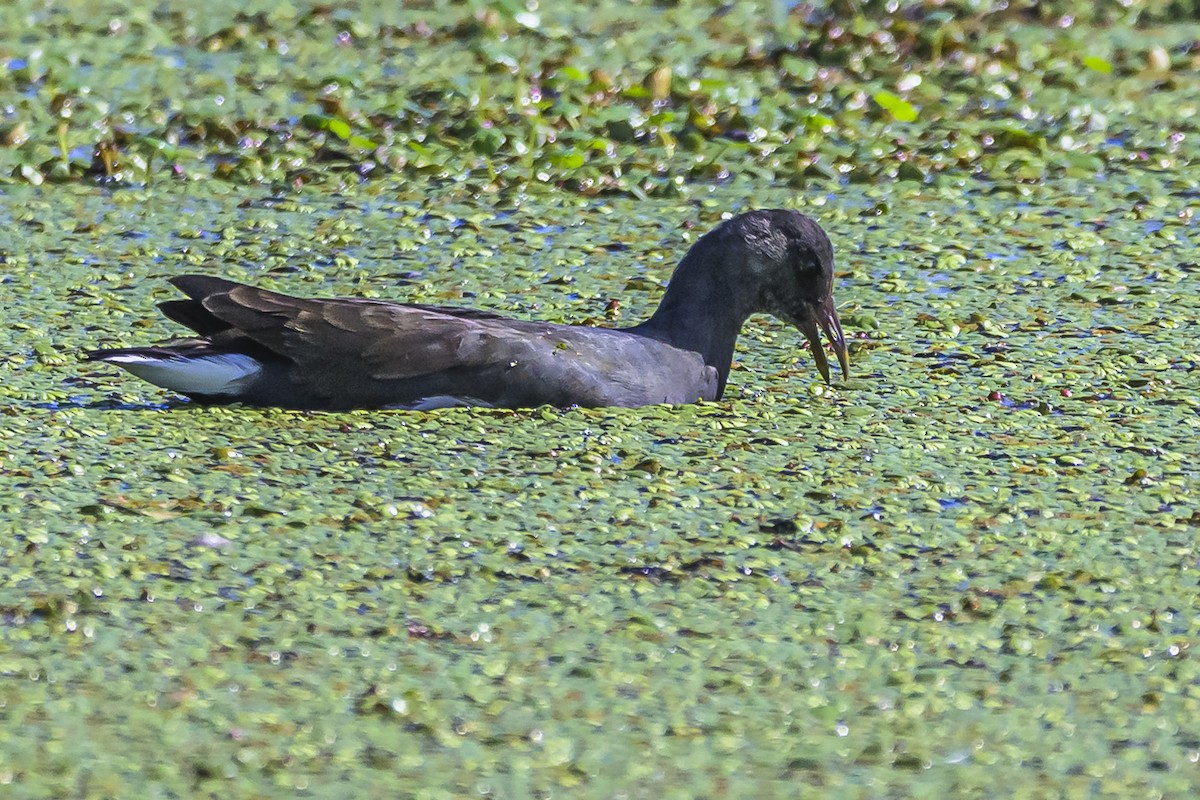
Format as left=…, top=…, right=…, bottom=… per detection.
left=806, top=114, right=835, bottom=133
left=994, top=125, right=1045, bottom=152
left=301, top=113, right=328, bottom=131
left=552, top=151, right=585, bottom=169
left=136, top=136, right=178, bottom=160
left=1082, top=55, right=1113, bottom=74
left=327, top=118, right=352, bottom=140
left=873, top=91, right=918, bottom=122
left=556, top=66, right=589, bottom=83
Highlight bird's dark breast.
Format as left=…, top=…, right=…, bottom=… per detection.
left=416, top=328, right=716, bottom=409
left=511, top=328, right=718, bottom=407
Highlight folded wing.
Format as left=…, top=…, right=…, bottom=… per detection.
left=168, top=275, right=539, bottom=406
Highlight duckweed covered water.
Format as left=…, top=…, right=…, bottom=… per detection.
left=2, top=2, right=1199, bottom=797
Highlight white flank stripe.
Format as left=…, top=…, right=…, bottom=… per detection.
left=392, top=396, right=494, bottom=411
left=105, top=354, right=262, bottom=396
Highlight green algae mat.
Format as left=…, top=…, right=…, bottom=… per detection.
left=3, top=2, right=1200, bottom=797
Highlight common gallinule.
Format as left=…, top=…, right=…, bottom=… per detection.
left=87, top=209, right=849, bottom=410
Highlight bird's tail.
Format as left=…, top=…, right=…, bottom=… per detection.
left=87, top=347, right=262, bottom=396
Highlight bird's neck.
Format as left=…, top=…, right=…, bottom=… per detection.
left=630, top=249, right=757, bottom=398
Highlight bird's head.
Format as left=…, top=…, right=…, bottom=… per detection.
left=726, top=209, right=850, bottom=383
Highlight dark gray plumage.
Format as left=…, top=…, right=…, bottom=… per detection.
left=86, top=209, right=849, bottom=410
